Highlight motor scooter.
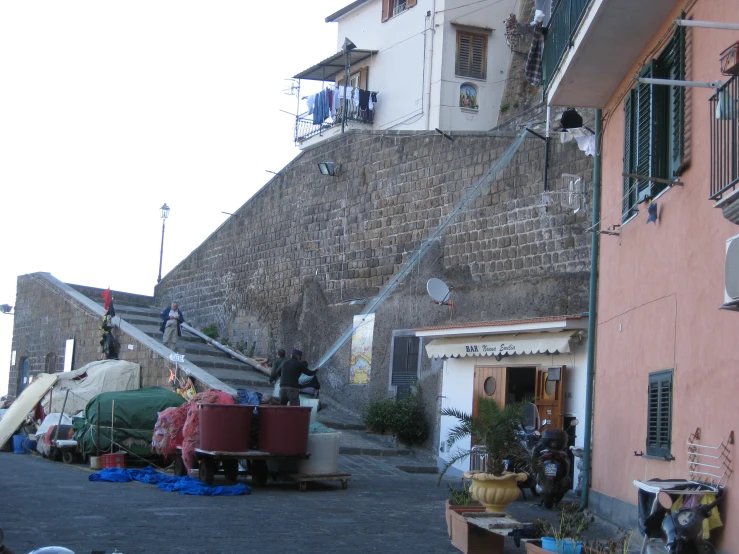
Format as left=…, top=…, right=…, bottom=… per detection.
left=646, top=489, right=724, bottom=553
left=533, top=418, right=579, bottom=509
left=504, top=403, right=542, bottom=499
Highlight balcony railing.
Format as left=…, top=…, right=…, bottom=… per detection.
left=710, top=75, right=739, bottom=200
left=542, top=0, right=594, bottom=90
left=294, top=104, right=375, bottom=144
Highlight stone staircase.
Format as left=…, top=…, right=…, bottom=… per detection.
left=73, top=287, right=273, bottom=395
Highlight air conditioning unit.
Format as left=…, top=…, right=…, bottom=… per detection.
left=724, top=234, right=739, bottom=305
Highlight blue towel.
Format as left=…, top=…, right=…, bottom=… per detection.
left=89, top=466, right=251, bottom=496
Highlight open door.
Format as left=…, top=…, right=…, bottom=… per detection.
left=534, top=366, right=566, bottom=432
left=473, top=366, right=507, bottom=418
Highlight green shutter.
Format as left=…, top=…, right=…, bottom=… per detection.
left=665, top=27, right=685, bottom=176
left=647, top=370, right=673, bottom=458
left=623, top=91, right=637, bottom=219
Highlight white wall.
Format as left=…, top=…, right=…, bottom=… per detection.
left=437, top=0, right=516, bottom=131
left=438, top=344, right=588, bottom=484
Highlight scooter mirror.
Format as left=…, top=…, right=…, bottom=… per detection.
left=658, top=491, right=674, bottom=510
left=534, top=430, right=541, bottom=437
left=569, top=419, right=580, bottom=427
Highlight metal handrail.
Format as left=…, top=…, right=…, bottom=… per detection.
left=709, top=75, right=739, bottom=200
left=542, top=0, right=594, bottom=90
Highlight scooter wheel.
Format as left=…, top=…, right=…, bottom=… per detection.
left=543, top=493, right=554, bottom=509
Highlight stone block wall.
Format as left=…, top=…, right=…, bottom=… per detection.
left=7, top=275, right=184, bottom=398
left=154, top=126, right=594, bottom=426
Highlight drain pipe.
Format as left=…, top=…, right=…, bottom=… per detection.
left=579, top=108, right=602, bottom=511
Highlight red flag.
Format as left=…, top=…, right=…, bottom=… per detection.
left=102, top=288, right=112, bottom=311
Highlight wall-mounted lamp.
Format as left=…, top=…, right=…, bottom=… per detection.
left=495, top=353, right=503, bottom=362
left=560, top=108, right=583, bottom=130
left=0, top=304, right=13, bottom=315
left=318, top=162, right=340, bottom=177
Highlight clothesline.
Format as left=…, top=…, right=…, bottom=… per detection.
left=305, top=85, right=379, bottom=125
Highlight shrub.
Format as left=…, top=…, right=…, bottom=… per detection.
left=448, top=481, right=475, bottom=506
left=247, top=344, right=256, bottom=358
left=363, top=396, right=396, bottom=435
left=201, top=324, right=219, bottom=340
left=363, top=391, right=429, bottom=446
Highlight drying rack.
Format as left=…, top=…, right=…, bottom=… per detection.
left=633, top=428, right=733, bottom=554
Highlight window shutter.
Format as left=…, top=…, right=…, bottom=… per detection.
left=456, top=33, right=487, bottom=79
left=667, top=27, right=685, bottom=176
left=457, top=34, right=471, bottom=76
left=406, top=0, right=417, bottom=7
left=382, top=0, right=391, bottom=22
left=623, top=91, right=637, bottom=220
left=647, top=371, right=672, bottom=458
left=635, top=62, right=657, bottom=202
left=471, top=35, right=486, bottom=79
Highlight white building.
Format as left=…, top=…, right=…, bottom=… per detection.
left=413, top=314, right=588, bottom=486
left=292, top=0, right=517, bottom=147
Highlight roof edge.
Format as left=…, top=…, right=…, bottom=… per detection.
left=326, top=0, right=372, bottom=22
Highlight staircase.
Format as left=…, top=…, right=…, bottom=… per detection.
left=73, top=286, right=273, bottom=395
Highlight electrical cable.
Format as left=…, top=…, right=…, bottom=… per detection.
left=435, top=0, right=510, bottom=14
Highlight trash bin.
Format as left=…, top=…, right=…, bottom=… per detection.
left=257, top=406, right=311, bottom=455
left=199, top=404, right=254, bottom=452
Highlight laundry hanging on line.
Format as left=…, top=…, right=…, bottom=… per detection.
left=305, top=85, right=379, bottom=125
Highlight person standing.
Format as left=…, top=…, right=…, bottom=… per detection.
left=160, top=301, right=184, bottom=351
left=270, top=349, right=318, bottom=406
left=269, top=349, right=287, bottom=384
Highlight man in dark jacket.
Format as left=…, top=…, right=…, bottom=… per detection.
left=270, top=349, right=318, bottom=406
left=269, top=349, right=287, bottom=383
left=160, top=301, right=185, bottom=351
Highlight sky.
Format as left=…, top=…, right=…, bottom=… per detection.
left=0, top=0, right=350, bottom=395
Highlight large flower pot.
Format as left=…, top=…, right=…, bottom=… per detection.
left=463, top=471, right=527, bottom=512
left=525, top=539, right=586, bottom=554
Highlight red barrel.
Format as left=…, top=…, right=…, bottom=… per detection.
left=257, top=406, right=312, bottom=455
left=199, top=404, right=254, bottom=452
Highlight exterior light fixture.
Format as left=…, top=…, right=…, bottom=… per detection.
left=560, top=108, right=584, bottom=129
left=318, top=162, right=339, bottom=176
left=0, top=304, right=13, bottom=315
left=157, top=203, right=170, bottom=283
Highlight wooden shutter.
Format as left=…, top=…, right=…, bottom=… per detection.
left=646, top=370, right=673, bottom=458
left=664, top=27, right=685, bottom=176
left=382, top=0, right=391, bottom=22
left=623, top=91, right=637, bottom=220
left=391, top=336, right=419, bottom=398
left=406, top=0, right=417, bottom=7
left=634, top=61, right=659, bottom=202
left=456, top=32, right=487, bottom=79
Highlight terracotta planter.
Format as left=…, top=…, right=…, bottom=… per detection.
left=449, top=509, right=505, bottom=554
left=445, top=499, right=485, bottom=538
left=463, top=471, right=527, bottom=512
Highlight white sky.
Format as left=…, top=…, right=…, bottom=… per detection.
left=0, top=0, right=350, bottom=395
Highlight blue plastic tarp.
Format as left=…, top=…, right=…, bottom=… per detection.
left=236, top=389, right=262, bottom=406
left=89, top=466, right=251, bottom=496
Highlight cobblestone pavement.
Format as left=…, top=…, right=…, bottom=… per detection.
left=0, top=452, right=457, bottom=554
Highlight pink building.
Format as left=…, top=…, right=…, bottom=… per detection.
left=544, top=0, right=739, bottom=549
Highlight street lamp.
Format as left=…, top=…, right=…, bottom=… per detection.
left=157, top=203, right=170, bottom=283
left=0, top=304, right=13, bottom=315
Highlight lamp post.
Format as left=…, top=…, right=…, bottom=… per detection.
left=157, top=203, right=170, bottom=283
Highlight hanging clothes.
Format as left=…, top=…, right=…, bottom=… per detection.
left=525, top=23, right=544, bottom=87
left=331, top=87, right=339, bottom=118
left=306, top=95, right=316, bottom=115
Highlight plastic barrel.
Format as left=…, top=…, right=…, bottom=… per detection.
left=13, top=435, right=26, bottom=454
left=198, top=404, right=254, bottom=452
left=257, top=406, right=312, bottom=455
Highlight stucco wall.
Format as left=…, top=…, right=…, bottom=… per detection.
left=591, top=0, right=739, bottom=547
left=154, top=127, right=593, bottom=431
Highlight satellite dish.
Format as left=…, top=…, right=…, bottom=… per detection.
left=427, top=278, right=451, bottom=303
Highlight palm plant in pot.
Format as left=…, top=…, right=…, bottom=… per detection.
left=439, top=397, right=532, bottom=513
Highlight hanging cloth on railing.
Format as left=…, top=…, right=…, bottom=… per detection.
left=525, top=14, right=545, bottom=87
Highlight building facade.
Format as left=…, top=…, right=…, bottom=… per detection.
left=293, top=0, right=518, bottom=146
left=544, top=0, right=739, bottom=547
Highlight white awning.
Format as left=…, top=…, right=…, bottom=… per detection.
left=425, top=332, right=575, bottom=359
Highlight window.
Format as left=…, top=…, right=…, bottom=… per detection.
left=623, top=27, right=685, bottom=220
left=391, top=335, right=420, bottom=398
left=44, top=352, right=57, bottom=374
left=646, top=370, right=673, bottom=458
left=456, top=32, right=487, bottom=80
left=381, top=0, right=416, bottom=22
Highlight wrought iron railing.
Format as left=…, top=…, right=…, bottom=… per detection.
left=542, top=0, right=594, bottom=90
left=294, top=107, right=375, bottom=144
left=710, top=75, right=739, bottom=200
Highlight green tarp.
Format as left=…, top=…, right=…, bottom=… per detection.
left=74, top=387, right=186, bottom=455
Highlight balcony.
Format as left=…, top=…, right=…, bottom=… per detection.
left=294, top=108, right=374, bottom=144
left=544, top=0, right=681, bottom=108
left=710, top=76, right=739, bottom=201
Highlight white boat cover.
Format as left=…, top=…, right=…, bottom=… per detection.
left=42, top=359, right=141, bottom=414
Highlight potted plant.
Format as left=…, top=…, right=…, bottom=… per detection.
left=583, top=535, right=631, bottom=554
left=445, top=481, right=485, bottom=538
left=439, top=397, right=531, bottom=513
left=524, top=506, right=591, bottom=554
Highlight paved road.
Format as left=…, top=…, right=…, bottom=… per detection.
left=0, top=452, right=458, bottom=554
